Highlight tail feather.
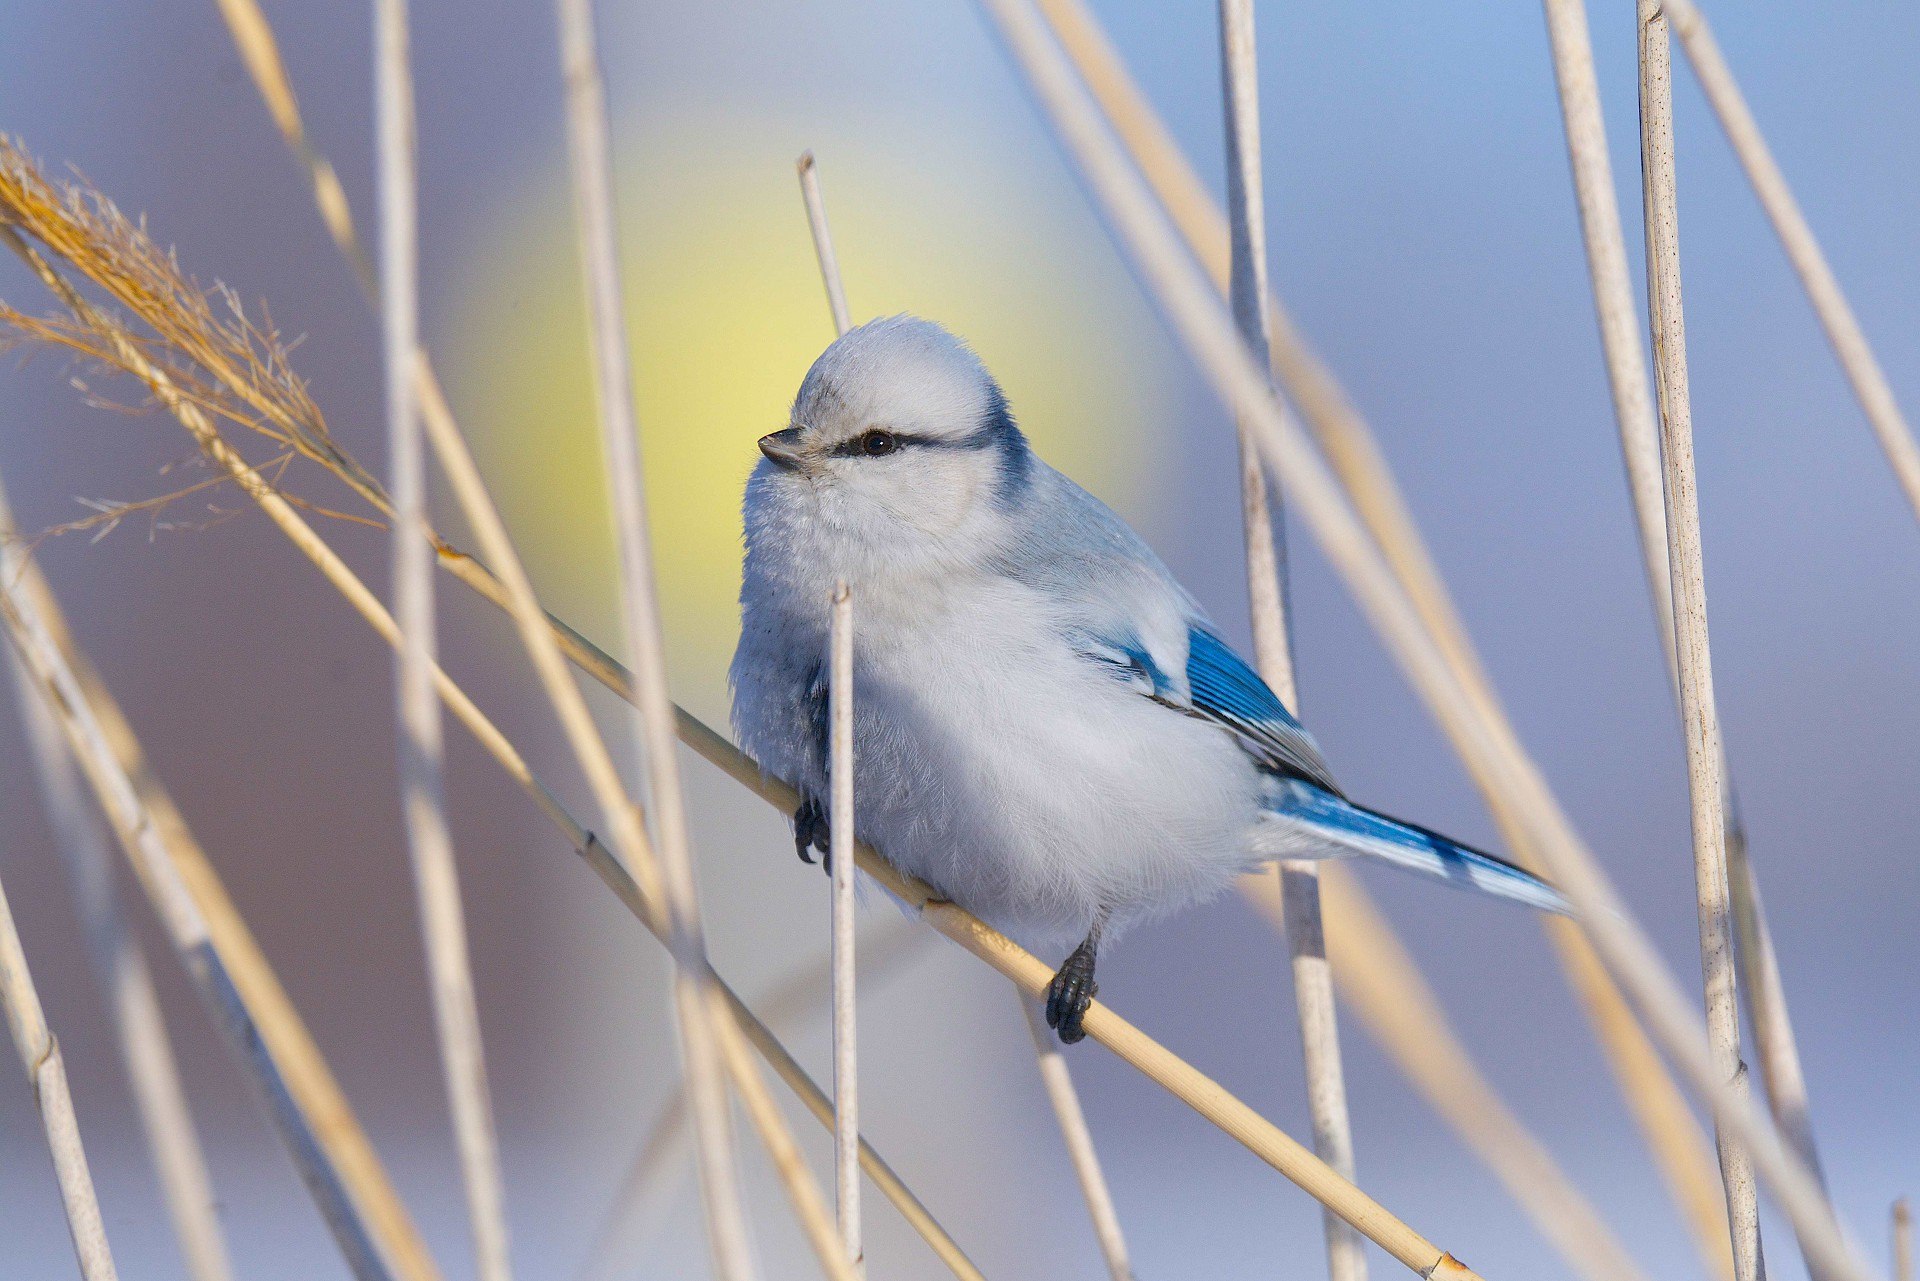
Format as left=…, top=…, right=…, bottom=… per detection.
left=1262, top=780, right=1569, bottom=914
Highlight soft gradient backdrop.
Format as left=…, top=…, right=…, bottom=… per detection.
left=1, top=1, right=1915, bottom=1278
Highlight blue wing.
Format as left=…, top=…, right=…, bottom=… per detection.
left=1075, top=622, right=1341, bottom=793
left=1182, top=627, right=1341, bottom=792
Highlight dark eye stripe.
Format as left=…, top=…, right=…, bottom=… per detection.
left=828, top=428, right=995, bottom=458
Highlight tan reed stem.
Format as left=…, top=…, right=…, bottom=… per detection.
left=1030, top=0, right=1735, bottom=1258
left=375, top=8, right=513, bottom=1280
left=1216, top=7, right=1364, bottom=1279
left=0, top=823, right=119, bottom=1280
left=1247, top=867, right=1650, bottom=1281
left=5, top=623, right=233, bottom=1281
left=550, top=5, right=759, bottom=1275
left=797, top=153, right=853, bottom=336
left=1657, top=0, right=1920, bottom=527
left=969, top=1, right=1873, bottom=1277
left=0, top=513, right=434, bottom=1281
left=210, top=0, right=373, bottom=293
left=1541, top=8, right=1826, bottom=1276
left=1548, top=13, right=1821, bottom=1228
left=791, top=146, right=1126, bottom=1277
left=1895, top=1200, right=1913, bottom=1281
left=1638, top=11, right=1767, bottom=1278
left=828, top=582, right=863, bottom=1272
left=1019, top=997, right=1134, bottom=1280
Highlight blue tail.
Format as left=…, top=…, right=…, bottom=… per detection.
left=1263, top=780, right=1568, bottom=914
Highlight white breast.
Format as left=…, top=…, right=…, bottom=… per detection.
left=844, top=570, right=1263, bottom=950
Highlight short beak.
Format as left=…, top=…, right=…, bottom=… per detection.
left=758, top=427, right=807, bottom=471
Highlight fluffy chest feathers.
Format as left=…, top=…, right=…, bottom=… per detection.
left=731, top=462, right=1265, bottom=947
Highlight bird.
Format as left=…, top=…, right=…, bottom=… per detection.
left=731, top=315, right=1565, bottom=1044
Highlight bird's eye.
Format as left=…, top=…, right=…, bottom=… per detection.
left=858, top=429, right=898, bottom=457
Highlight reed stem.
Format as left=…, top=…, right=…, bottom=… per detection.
left=5, top=622, right=233, bottom=1281
left=375, top=7, right=513, bottom=1279
left=1216, top=6, right=1363, bottom=1278
left=1637, top=10, right=1766, bottom=1277
left=551, top=2, right=762, bottom=1275
left=0, top=828, right=119, bottom=1280
left=1019, top=997, right=1134, bottom=1280
left=1657, top=0, right=1920, bottom=528
left=829, top=582, right=863, bottom=1273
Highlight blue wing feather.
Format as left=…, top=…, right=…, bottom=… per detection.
left=1183, top=627, right=1341, bottom=792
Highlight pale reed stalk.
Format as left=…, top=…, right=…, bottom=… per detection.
left=1657, top=0, right=1920, bottom=527
left=1895, top=1200, right=1913, bottom=1281
left=1541, top=7, right=1822, bottom=1276
left=550, top=5, right=758, bottom=1276
left=793, top=145, right=1133, bottom=1278
left=1248, top=867, right=1650, bottom=1281
left=210, top=0, right=372, bottom=291
left=0, top=834, right=118, bottom=1281
left=0, top=519, right=433, bottom=1281
left=969, top=2, right=1873, bottom=1277
left=1638, top=11, right=1766, bottom=1278
left=1019, top=998, right=1133, bottom=1280
left=374, top=7, right=512, bottom=1280
left=828, top=582, right=863, bottom=1273
left=5, top=633, right=233, bottom=1281
left=1216, top=6, right=1363, bottom=1280
left=797, top=153, right=852, bottom=335
left=1030, top=0, right=1734, bottom=1260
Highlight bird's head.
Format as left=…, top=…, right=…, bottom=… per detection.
left=750, top=316, right=1032, bottom=553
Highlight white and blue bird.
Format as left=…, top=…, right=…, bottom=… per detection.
left=731, top=316, right=1564, bottom=1043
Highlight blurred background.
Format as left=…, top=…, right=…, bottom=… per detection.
left=1, top=1, right=1915, bottom=1277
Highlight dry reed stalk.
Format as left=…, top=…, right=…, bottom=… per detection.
left=828, top=582, right=863, bottom=1273
left=210, top=0, right=372, bottom=292
left=1539, top=8, right=1827, bottom=1277
left=797, top=153, right=853, bottom=336
left=1656, top=0, right=1920, bottom=527
left=1216, top=7, right=1364, bottom=1280
left=0, top=526, right=435, bottom=1281
left=375, top=7, right=514, bottom=1280
left=1018, top=998, right=1134, bottom=1281
left=5, top=627, right=233, bottom=1281
left=1896, top=1200, right=1913, bottom=1281
left=0, top=830, right=119, bottom=1280
left=794, top=145, right=1134, bottom=1277
left=1637, top=11, right=1766, bottom=1279
left=551, top=6, right=761, bottom=1276
left=1029, top=1, right=1735, bottom=1260
left=1248, top=867, right=1649, bottom=1281
left=1549, top=15, right=1823, bottom=1228
left=970, top=3, right=1874, bottom=1278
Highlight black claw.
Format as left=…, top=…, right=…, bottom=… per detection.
left=1045, top=938, right=1100, bottom=1045
left=793, top=796, right=827, bottom=866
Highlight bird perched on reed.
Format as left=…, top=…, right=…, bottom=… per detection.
left=732, top=316, right=1563, bottom=1043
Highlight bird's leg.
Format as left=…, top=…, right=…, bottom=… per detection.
left=792, top=794, right=829, bottom=867
left=1045, top=914, right=1107, bottom=1045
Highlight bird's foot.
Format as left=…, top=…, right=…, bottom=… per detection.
left=1045, top=938, right=1100, bottom=1045
left=793, top=795, right=829, bottom=869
